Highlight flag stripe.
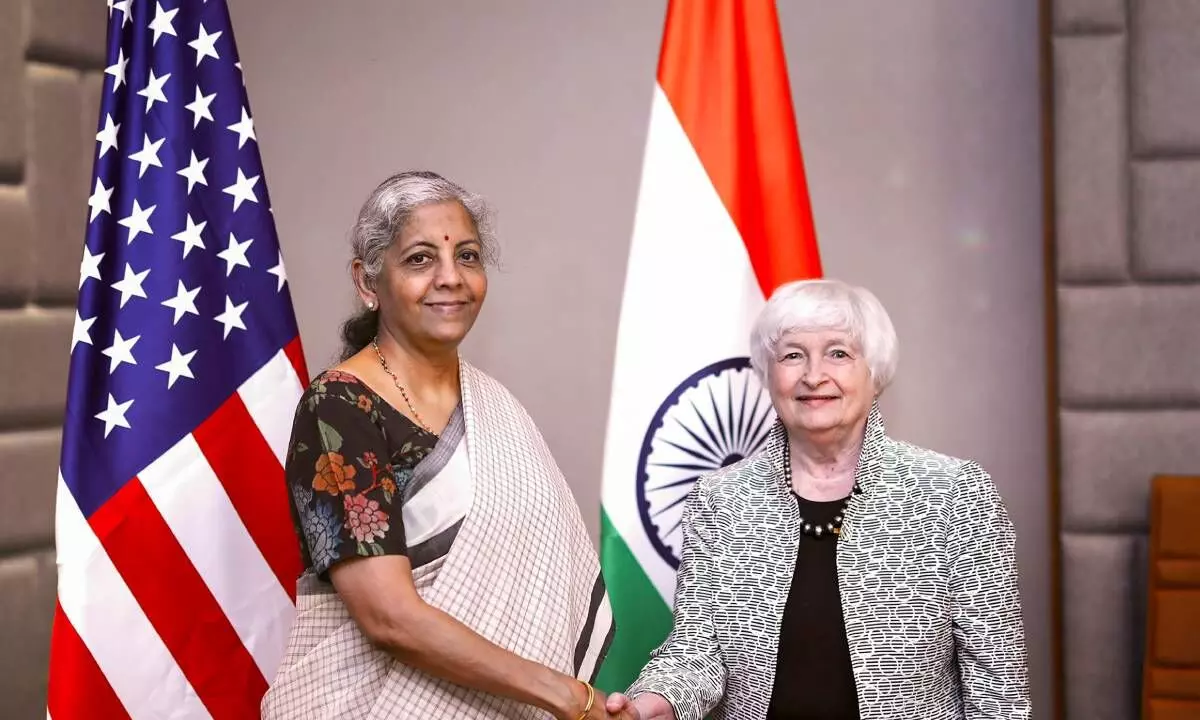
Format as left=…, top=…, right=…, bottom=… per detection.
left=46, top=604, right=130, bottom=720
left=52, top=2, right=307, bottom=714
left=595, top=510, right=673, bottom=691
left=194, top=393, right=303, bottom=601
left=139, top=433, right=296, bottom=679
left=657, top=0, right=820, bottom=292
left=600, top=85, right=764, bottom=574
left=55, top=477, right=209, bottom=719
left=284, top=336, right=309, bottom=386
left=240, top=346, right=305, bottom=465
left=598, top=0, right=821, bottom=695
left=88, top=479, right=267, bottom=719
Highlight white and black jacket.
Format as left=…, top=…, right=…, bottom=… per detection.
left=626, top=403, right=1033, bottom=720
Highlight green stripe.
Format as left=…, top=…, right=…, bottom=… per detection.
left=595, top=508, right=673, bottom=693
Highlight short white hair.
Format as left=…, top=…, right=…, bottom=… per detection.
left=749, top=279, right=899, bottom=393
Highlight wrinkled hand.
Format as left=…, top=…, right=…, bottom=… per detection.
left=590, top=688, right=637, bottom=720
left=607, top=691, right=675, bottom=720
left=604, top=692, right=641, bottom=720
left=558, top=682, right=637, bottom=720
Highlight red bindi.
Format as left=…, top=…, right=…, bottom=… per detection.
left=443, top=234, right=450, bottom=242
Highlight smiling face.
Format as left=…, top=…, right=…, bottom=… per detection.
left=355, top=200, right=487, bottom=351
left=767, top=328, right=875, bottom=439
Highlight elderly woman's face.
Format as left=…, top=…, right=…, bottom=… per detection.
left=768, top=329, right=874, bottom=439
left=371, top=200, right=487, bottom=348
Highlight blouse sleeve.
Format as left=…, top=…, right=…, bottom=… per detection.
left=948, top=461, right=1033, bottom=719
left=285, top=382, right=408, bottom=578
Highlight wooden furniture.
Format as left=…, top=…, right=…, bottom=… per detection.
left=1142, top=475, right=1200, bottom=719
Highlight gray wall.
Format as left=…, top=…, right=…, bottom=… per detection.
left=0, top=1, right=1054, bottom=718
left=0, top=0, right=107, bottom=717
left=1052, top=1, right=1200, bottom=718
left=231, top=0, right=1051, bottom=715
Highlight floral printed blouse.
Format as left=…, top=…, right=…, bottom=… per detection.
left=285, top=370, right=436, bottom=579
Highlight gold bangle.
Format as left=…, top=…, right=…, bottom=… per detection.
left=575, top=681, right=595, bottom=720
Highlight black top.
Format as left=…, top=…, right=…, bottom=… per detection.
left=285, top=370, right=436, bottom=579
left=766, top=495, right=861, bottom=720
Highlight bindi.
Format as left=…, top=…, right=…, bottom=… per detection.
left=443, top=234, right=450, bottom=242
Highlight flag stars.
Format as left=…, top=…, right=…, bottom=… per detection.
left=222, top=168, right=260, bottom=211
left=268, top=251, right=287, bottom=291
left=170, top=213, right=207, bottom=258
left=215, top=296, right=249, bottom=338
left=161, top=279, right=201, bottom=325
left=79, top=246, right=104, bottom=289
left=188, top=23, right=222, bottom=66
left=104, top=48, right=128, bottom=92
left=111, top=263, right=150, bottom=307
left=113, top=0, right=133, bottom=27
left=129, top=133, right=165, bottom=177
left=101, top=329, right=141, bottom=374
left=218, top=232, right=253, bottom=276
left=156, top=344, right=197, bottom=389
left=149, top=2, right=179, bottom=45
left=118, top=199, right=156, bottom=243
left=185, top=85, right=216, bottom=128
left=71, top=311, right=96, bottom=353
left=95, top=114, right=120, bottom=157
left=88, top=178, right=113, bottom=222
left=177, top=151, right=209, bottom=194
left=227, top=107, right=256, bottom=148
left=137, top=69, right=171, bottom=113
left=95, top=394, right=134, bottom=437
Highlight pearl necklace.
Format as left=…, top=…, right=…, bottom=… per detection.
left=371, top=337, right=434, bottom=435
left=783, top=442, right=861, bottom=539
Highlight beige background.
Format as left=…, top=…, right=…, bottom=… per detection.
left=230, top=0, right=1051, bottom=714
left=0, top=1, right=1051, bottom=717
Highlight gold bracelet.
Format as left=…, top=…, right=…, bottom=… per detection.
left=575, top=681, right=595, bottom=720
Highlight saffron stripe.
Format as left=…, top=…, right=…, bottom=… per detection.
left=89, top=479, right=267, bottom=719
left=46, top=603, right=130, bottom=720
left=657, top=0, right=822, bottom=294
left=193, top=393, right=302, bottom=600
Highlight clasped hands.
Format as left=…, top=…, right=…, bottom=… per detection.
left=561, top=683, right=643, bottom=720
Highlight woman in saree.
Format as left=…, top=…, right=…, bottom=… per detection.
left=261, top=171, right=620, bottom=719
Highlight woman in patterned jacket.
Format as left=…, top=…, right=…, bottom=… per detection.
left=607, top=279, right=1032, bottom=720
left=261, top=171, right=623, bottom=719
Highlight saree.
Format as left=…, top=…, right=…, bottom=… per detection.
left=261, top=360, right=613, bottom=718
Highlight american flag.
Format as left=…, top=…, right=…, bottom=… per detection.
left=46, top=1, right=307, bottom=718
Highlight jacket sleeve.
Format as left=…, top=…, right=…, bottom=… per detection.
left=625, top=478, right=727, bottom=720
left=948, top=461, right=1033, bottom=719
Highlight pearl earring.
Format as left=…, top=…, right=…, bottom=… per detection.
left=367, top=301, right=375, bottom=310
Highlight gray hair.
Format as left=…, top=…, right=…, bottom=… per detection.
left=338, top=171, right=497, bottom=360
left=749, top=278, right=899, bottom=393
left=351, top=170, right=498, bottom=283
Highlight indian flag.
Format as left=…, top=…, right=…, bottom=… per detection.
left=596, top=0, right=823, bottom=691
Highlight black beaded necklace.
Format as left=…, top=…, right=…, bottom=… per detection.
left=783, top=442, right=862, bottom=539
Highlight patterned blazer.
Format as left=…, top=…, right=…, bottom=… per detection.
left=626, top=403, right=1032, bottom=720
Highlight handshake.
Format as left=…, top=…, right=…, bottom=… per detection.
left=559, top=681, right=670, bottom=720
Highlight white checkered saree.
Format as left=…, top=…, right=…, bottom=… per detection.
left=261, top=360, right=614, bottom=719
